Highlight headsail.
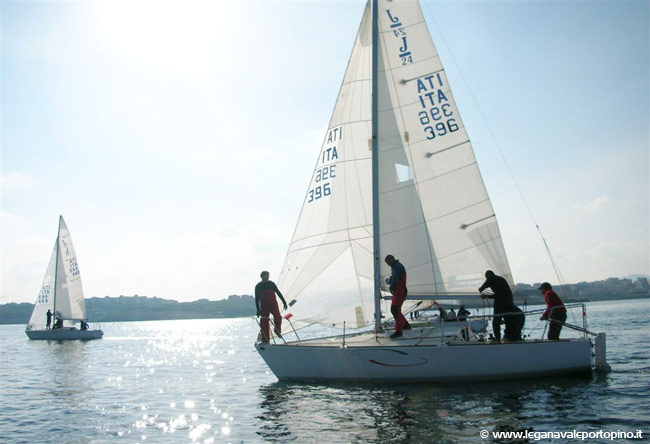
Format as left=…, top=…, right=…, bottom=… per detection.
left=278, top=3, right=375, bottom=329
left=278, top=0, right=513, bottom=329
left=27, top=240, right=57, bottom=329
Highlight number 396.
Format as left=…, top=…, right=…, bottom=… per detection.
left=308, top=183, right=331, bottom=203
left=423, top=118, right=459, bottom=140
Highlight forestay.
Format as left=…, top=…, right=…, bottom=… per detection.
left=277, top=0, right=512, bottom=330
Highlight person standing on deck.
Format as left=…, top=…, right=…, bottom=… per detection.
left=538, top=282, right=567, bottom=340
left=46, top=309, right=52, bottom=329
left=479, top=270, right=524, bottom=342
left=255, top=271, right=287, bottom=343
left=385, top=255, right=411, bottom=339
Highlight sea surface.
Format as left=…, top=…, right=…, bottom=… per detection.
left=1, top=299, right=648, bottom=443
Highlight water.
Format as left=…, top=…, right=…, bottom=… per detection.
left=1, top=299, right=648, bottom=443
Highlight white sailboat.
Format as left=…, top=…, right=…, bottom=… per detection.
left=25, top=216, right=103, bottom=340
left=255, top=0, right=608, bottom=381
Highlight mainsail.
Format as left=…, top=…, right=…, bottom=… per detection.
left=27, top=216, right=87, bottom=329
left=54, top=217, right=87, bottom=321
left=278, top=0, right=512, bottom=329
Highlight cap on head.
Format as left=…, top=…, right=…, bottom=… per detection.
left=485, top=270, right=495, bottom=278
left=260, top=270, right=270, bottom=279
left=384, top=254, right=396, bottom=265
left=538, top=282, right=552, bottom=291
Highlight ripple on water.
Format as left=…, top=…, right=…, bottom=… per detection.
left=1, top=305, right=648, bottom=443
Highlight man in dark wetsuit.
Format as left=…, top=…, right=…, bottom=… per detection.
left=478, top=270, right=524, bottom=342
left=255, top=271, right=288, bottom=343
left=385, top=255, right=411, bottom=339
left=46, top=309, right=52, bottom=329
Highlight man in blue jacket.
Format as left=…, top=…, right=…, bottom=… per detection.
left=385, top=255, right=411, bottom=339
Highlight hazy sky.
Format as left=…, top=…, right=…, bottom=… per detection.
left=2, top=0, right=648, bottom=304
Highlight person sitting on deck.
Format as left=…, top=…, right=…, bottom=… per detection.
left=53, top=311, right=63, bottom=329
left=458, top=306, right=470, bottom=322
left=436, top=304, right=446, bottom=320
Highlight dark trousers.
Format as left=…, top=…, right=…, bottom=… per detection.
left=492, top=316, right=503, bottom=340
left=504, top=309, right=525, bottom=341
left=547, top=311, right=567, bottom=340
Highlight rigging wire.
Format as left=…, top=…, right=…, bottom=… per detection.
left=420, top=1, right=568, bottom=295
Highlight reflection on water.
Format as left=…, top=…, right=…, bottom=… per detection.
left=257, top=382, right=417, bottom=442
left=256, top=382, right=533, bottom=443
left=1, top=300, right=649, bottom=443
left=256, top=374, right=645, bottom=444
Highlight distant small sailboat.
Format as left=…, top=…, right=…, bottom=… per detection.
left=255, top=0, right=609, bottom=382
left=25, top=216, right=103, bottom=340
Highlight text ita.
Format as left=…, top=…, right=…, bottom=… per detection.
left=308, top=126, right=341, bottom=204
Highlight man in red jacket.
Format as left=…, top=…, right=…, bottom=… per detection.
left=538, top=282, right=567, bottom=340
left=255, top=271, right=288, bottom=343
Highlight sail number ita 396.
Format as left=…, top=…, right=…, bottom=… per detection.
left=308, top=126, right=341, bottom=203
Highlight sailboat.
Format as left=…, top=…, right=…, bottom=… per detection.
left=25, top=216, right=103, bottom=340
left=255, top=0, right=609, bottom=381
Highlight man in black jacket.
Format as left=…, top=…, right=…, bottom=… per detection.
left=478, top=270, right=524, bottom=342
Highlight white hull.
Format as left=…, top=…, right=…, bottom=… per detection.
left=26, top=327, right=103, bottom=341
left=256, top=339, right=593, bottom=382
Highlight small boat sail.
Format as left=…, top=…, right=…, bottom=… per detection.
left=255, top=0, right=608, bottom=381
left=25, top=216, right=103, bottom=340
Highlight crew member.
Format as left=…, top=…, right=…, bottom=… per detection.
left=479, top=270, right=524, bottom=342
left=385, top=255, right=411, bottom=339
left=255, top=271, right=288, bottom=343
left=539, top=282, right=567, bottom=340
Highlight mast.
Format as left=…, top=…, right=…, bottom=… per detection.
left=52, top=216, right=62, bottom=319
left=371, top=0, right=382, bottom=331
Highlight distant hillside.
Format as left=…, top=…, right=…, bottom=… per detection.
left=2, top=276, right=648, bottom=325
left=0, top=294, right=256, bottom=325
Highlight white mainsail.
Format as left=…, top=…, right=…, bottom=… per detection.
left=27, top=216, right=87, bottom=329
left=278, top=0, right=512, bottom=330
left=54, top=217, right=87, bottom=321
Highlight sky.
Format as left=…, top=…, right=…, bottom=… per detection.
left=1, top=0, right=648, bottom=304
